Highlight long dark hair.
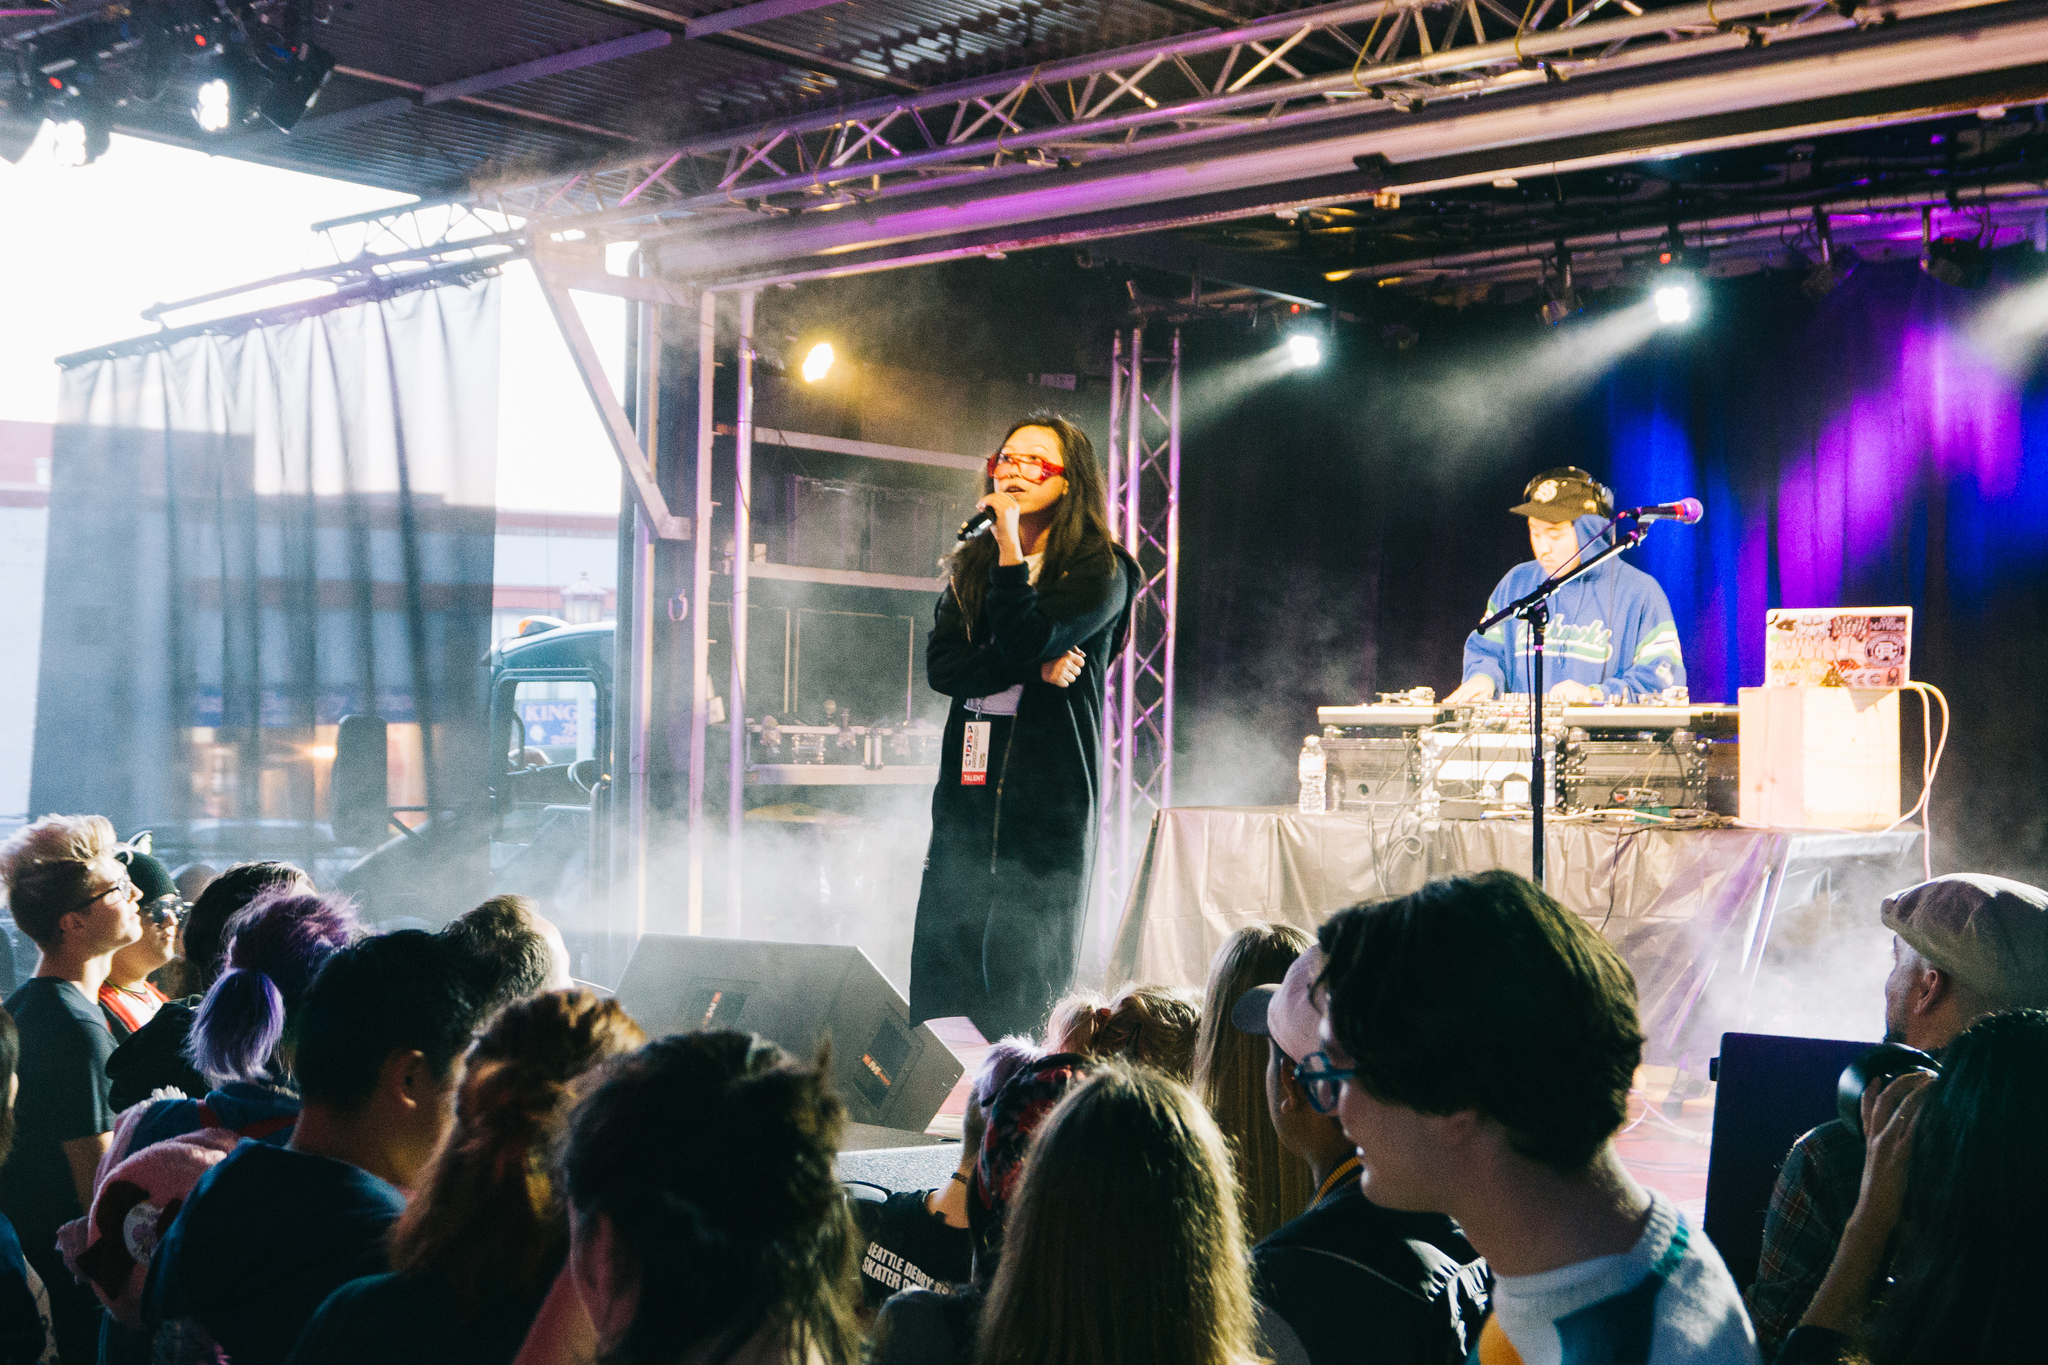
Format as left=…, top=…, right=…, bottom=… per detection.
left=562, top=1031, right=863, bottom=1365
left=947, top=413, right=1115, bottom=633
left=1867, top=1008, right=2048, bottom=1365
left=975, top=1065, right=1258, bottom=1365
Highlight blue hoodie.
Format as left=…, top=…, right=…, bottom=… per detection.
left=1461, top=515, right=1685, bottom=700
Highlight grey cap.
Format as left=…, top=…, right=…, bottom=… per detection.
left=1881, top=873, right=2048, bottom=1011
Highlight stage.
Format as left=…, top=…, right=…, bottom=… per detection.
left=1103, top=806, right=1921, bottom=1070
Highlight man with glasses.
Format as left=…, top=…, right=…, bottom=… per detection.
left=1231, top=945, right=1485, bottom=1365
left=1313, top=871, right=1756, bottom=1365
left=0, top=813, right=144, bottom=1362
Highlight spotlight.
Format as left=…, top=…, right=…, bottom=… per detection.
left=48, top=108, right=111, bottom=167
left=1286, top=332, right=1323, bottom=368
left=800, top=341, right=835, bottom=383
left=1653, top=283, right=1693, bottom=325
left=1802, top=208, right=1859, bottom=299
left=1923, top=235, right=1991, bottom=291
left=1539, top=247, right=1582, bottom=326
left=250, top=42, right=335, bottom=132
left=193, top=77, right=233, bottom=133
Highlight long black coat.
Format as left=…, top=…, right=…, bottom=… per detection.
left=909, top=545, right=1141, bottom=1039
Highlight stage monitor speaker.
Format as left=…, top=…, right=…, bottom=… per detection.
left=615, top=935, right=964, bottom=1135
left=1703, top=1031, right=1874, bottom=1291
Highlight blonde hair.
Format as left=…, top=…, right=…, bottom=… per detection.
left=976, top=1065, right=1259, bottom=1365
left=1193, top=924, right=1317, bottom=1242
left=0, top=814, right=123, bottom=948
left=1046, top=983, right=1202, bottom=1080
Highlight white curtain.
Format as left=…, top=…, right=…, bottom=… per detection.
left=33, top=275, right=501, bottom=845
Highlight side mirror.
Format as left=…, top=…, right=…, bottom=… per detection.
left=332, top=715, right=390, bottom=846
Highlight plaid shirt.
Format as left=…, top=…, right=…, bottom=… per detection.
left=1744, top=1119, right=1865, bottom=1358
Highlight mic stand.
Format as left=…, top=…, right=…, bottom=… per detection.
left=1474, top=517, right=1648, bottom=888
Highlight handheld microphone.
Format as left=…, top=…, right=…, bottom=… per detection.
left=957, top=508, right=996, bottom=542
left=1622, top=498, right=1704, bottom=525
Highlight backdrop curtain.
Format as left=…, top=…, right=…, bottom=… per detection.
left=31, top=276, right=501, bottom=874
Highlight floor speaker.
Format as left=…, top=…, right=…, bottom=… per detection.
left=615, top=935, right=965, bottom=1134
left=1703, top=1031, right=1874, bottom=1290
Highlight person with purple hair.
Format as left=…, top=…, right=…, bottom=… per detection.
left=113, top=888, right=361, bottom=1159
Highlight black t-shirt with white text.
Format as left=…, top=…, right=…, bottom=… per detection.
left=853, top=1190, right=973, bottom=1308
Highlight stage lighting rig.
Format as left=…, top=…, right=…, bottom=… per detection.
left=800, top=341, right=836, bottom=383
left=1653, top=282, right=1694, bottom=325
left=1285, top=331, right=1323, bottom=368
left=1924, top=234, right=1992, bottom=290
left=1801, top=208, right=1861, bottom=300
left=1540, top=246, right=1583, bottom=326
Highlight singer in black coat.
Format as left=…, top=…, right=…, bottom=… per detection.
left=909, top=523, right=1141, bottom=1041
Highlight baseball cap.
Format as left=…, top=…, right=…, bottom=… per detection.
left=1510, top=467, right=1613, bottom=523
left=1881, top=873, right=2048, bottom=1011
left=1230, top=946, right=1324, bottom=1064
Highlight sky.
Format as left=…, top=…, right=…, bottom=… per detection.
left=0, top=126, right=624, bottom=514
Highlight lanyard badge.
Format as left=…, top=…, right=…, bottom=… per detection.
left=962, top=721, right=992, bottom=786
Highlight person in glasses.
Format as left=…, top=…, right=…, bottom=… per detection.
left=1314, top=872, right=1756, bottom=1365
left=1231, top=946, right=1484, bottom=1365
left=909, top=414, right=1141, bottom=1041
left=0, top=813, right=145, bottom=1363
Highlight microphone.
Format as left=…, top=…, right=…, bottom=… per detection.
left=1621, top=498, right=1703, bottom=525
left=957, top=508, right=996, bottom=542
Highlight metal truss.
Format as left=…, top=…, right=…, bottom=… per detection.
left=306, top=0, right=2019, bottom=240
left=1097, top=325, right=1180, bottom=929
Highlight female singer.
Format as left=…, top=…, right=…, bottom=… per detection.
left=909, top=415, right=1139, bottom=1042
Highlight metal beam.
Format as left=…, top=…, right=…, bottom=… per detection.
left=423, top=29, right=673, bottom=104
left=729, top=288, right=757, bottom=934
left=1087, top=232, right=1336, bottom=307
left=332, top=64, right=639, bottom=141
left=554, top=0, right=920, bottom=93
left=688, top=0, right=855, bottom=38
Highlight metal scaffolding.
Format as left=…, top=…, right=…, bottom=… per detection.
left=1097, top=326, right=1181, bottom=931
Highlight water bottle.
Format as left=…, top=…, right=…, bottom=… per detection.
left=1297, top=736, right=1327, bottom=815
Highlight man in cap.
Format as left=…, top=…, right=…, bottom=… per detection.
left=1233, top=945, right=1485, bottom=1365
left=1746, top=872, right=2048, bottom=1355
left=1444, top=467, right=1686, bottom=705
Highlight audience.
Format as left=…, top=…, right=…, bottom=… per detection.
left=439, top=894, right=574, bottom=1014
left=0, top=1008, right=60, bottom=1365
left=98, top=849, right=182, bottom=1040
left=853, top=1039, right=1038, bottom=1310
left=1233, top=945, right=1486, bottom=1365
left=976, top=1065, right=1261, bottom=1365
left=1777, top=1008, right=2048, bottom=1365
left=142, top=929, right=488, bottom=1365
left=1044, top=983, right=1201, bottom=1079
left=1316, top=870, right=1757, bottom=1365
left=555, top=1031, right=865, bottom=1365
left=106, top=858, right=313, bottom=1111
left=1747, top=873, right=2048, bottom=1356
left=1192, top=923, right=1317, bottom=1241
left=0, top=813, right=143, bottom=1363
left=289, top=989, right=645, bottom=1365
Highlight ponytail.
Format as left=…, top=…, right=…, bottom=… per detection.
left=187, top=968, right=286, bottom=1086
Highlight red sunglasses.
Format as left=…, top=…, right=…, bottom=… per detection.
left=985, top=451, right=1067, bottom=483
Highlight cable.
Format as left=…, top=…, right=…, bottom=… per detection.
left=1881, top=681, right=1949, bottom=880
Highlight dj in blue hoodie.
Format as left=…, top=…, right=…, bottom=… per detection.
left=1450, top=469, right=1686, bottom=703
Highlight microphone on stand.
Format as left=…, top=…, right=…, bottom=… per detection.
left=957, top=508, right=997, bottom=542
left=1621, top=498, right=1704, bottom=525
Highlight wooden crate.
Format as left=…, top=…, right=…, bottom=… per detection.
left=1737, top=687, right=1900, bottom=830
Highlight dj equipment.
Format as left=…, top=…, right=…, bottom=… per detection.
left=615, top=935, right=964, bottom=1134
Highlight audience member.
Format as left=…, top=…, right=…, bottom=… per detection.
left=0, top=1009, right=59, bottom=1364
left=105, top=859, right=312, bottom=1111
left=98, top=849, right=182, bottom=1039
left=872, top=1053, right=1101, bottom=1365
left=1316, top=870, right=1756, bottom=1365
left=1193, top=923, right=1316, bottom=1241
left=439, top=895, right=573, bottom=1017
left=976, top=1065, right=1261, bottom=1365
left=854, top=1039, right=1039, bottom=1310
left=555, top=1031, right=864, bottom=1365
left=1747, top=873, right=2048, bottom=1356
left=1776, top=1008, right=2048, bottom=1365
left=1233, top=945, right=1485, bottom=1365
left=143, top=929, right=487, bottom=1365
left=1044, top=983, right=1201, bottom=1079
left=289, top=989, right=644, bottom=1365
left=0, top=813, right=143, bottom=1363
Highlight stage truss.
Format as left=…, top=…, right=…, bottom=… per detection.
left=1098, top=326, right=1182, bottom=933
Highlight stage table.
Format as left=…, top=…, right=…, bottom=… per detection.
left=1101, top=807, right=1920, bottom=1067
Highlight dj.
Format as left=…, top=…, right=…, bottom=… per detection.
left=1443, top=467, right=1686, bottom=705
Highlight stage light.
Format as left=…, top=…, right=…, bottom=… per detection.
left=1653, top=283, right=1693, bottom=325
left=800, top=341, right=835, bottom=383
left=1286, top=332, right=1322, bottom=368
left=1923, top=235, right=1991, bottom=290
left=193, top=78, right=232, bottom=132
left=1539, top=247, right=1582, bottom=326
left=1801, top=208, right=1859, bottom=299
left=48, top=109, right=111, bottom=167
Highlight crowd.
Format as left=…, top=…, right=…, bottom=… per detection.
left=0, top=810, right=2041, bottom=1365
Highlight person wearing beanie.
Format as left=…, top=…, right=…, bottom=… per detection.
left=1746, top=873, right=2048, bottom=1355
left=100, top=847, right=183, bottom=1039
